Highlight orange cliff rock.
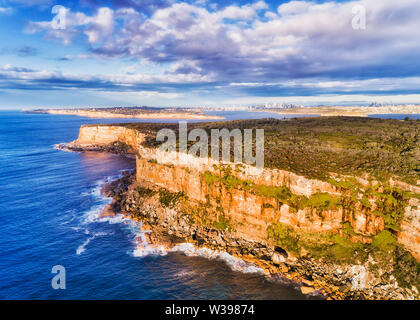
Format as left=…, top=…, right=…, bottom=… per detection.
left=69, top=124, right=420, bottom=262
left=70, top=125, right=144, bottom=152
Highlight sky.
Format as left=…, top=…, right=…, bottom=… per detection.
left=1, top=0, right=420, bottom=108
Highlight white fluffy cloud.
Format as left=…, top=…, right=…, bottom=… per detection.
left=18, top=0, right=420, bottom=101
left=0, top=7, right=13, bottom=14
left=26, top=7, right=114, bottom=45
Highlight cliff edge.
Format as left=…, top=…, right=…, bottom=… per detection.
left=66, top=121, right=420, bottom=299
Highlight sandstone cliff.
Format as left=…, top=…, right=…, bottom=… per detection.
left=68, top=124, right=420, bottom=299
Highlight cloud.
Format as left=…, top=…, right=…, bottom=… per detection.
left=218, top=1, right=267, bottom=20
left=26, top=7, right=115, bottom=45
left=12, top=0, right=420, bottom=102
left=16, top=45, right=39, bottom=57
left=28, top=1, right=420, bottom=83
left=80, top=0, right=173, bottom=15
left=227, top=77, right=420, bottom=96
left=0, top=63, right=212, bottom=93
left=0, top=6, right=13, bottom=14
left=277, top=1, right=313, bottom=15
left=2, top=62, right=420, bottom=99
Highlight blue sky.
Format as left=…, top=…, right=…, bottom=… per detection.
left=1, top=0, right=420, bottom=108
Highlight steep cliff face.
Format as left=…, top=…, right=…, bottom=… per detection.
left=70, top=124, right=420, bottom=299
left=72, top=125, right=144, bottom=152
left=136, top=149, right=419, bottom=259
left=136, top=159, right=377, bottom=241
left=71, top=124, right=420, bottom=261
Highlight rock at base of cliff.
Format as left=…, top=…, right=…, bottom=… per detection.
left=300, top=286, right=315, bottom=295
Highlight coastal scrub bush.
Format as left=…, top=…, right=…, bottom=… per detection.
left=267, top=222, right=368, bottom=263
left=159, top=189, right=186, bottom=208
left=202, top=171, right=220, bottom=185
left=371, top=230, right=396, bottom=252
left=373, top=186, right=409, bottom=231
left=136, top=186, right=156, bottom=198
left=124, top=117, right=420, bottom=185
left=213, top=214, right=231, bottom=231
left=393, top=245, right=420, bottom=289
left=328, top=234, right=365, bottom=262
left=267, top=223, right=301, bottom=255
left=307, top=192, right=341, bottom=212
left=109, top=141, right=132, bottom=154
left=221, top=172, right=243, bottom=190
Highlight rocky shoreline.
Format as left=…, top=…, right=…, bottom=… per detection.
left=58, top=121, right=419, bottom=300
left=100, top=171, right=417, bottom=300
left=55, top=141, right=136, bottom=155
left=100, top=171, right=328, bottom=299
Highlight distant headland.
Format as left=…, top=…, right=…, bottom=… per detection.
left=24, top=104, right=420, bottom=119
left=258, top=104, right=420, bottom=117
left=25, top=107, right=224, bottom=120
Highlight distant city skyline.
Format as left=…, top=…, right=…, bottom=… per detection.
left=1, top=0, right=420, bottom=108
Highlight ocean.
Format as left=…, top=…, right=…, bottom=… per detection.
left=0, top=110, right=417, bottom=299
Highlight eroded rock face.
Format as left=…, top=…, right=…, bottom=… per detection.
left=72, top=125, right=144, bottom=152
left=70, top=124, right=420, bottom=262
left=135, top=158, right=418, bottom=253
left=110, top=174, right=416, bottom=300
left=69, top=124, right=420, bottom=299
left=398, top=202, right=420, bottom=261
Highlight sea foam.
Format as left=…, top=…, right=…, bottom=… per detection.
left=78, top=172, right=264, bottom=276
left=170, top=243, right=265, bottom=275
left=76, top=231, right=109, bottom=255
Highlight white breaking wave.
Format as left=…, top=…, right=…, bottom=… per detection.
left=132, top=246, right=168, bottom=257
left=131, top=226, right=167, bottom=257
left=170, top=243, right=265, bottom=275
left=74, top=169, right=136, bottom=255
left=76, top=172, right=264, bottom=276
left=76, top=237, right=92, bottom=255
left=76, top=231, right=109, bottom=255
left=81, top=169, right=135, bottom=224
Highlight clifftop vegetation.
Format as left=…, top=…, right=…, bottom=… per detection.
left=94, top=117, right=420, bottom=185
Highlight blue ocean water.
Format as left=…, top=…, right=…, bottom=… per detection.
left=0, top=110, right=319, bottom=300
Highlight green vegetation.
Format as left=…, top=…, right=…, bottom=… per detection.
left=202, top=170, right=221, bottom=185
left=266, top=222, right=364, bottom=262
left=393, top=245, right=420, bottom=289
left=267, top=223, right=303, bottom=254
left=136, top=186, right=156, bottom=198
left=329, top=177, right=410, bottom=232
left=108, top=141, right=133, bottom=154
left=202, top=169, right=362, bottom=214
left=267, top=221, right=419, bottom=290
left=213, top=214, right=231, bottom=231
left=329, top=234, right=365, bottom=262
left=267, top=222, right=366, bottom=263
left=372, top=187, right=409, bottom=231
left=158, top=188, right=187, bottom=208
left=203, top=167, right=417, bottom=284
left=371, top=230, right=397, bottom=252
left=113, top=117, right=419, bottom=185
left=307, top=192, right=341, bottom=212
